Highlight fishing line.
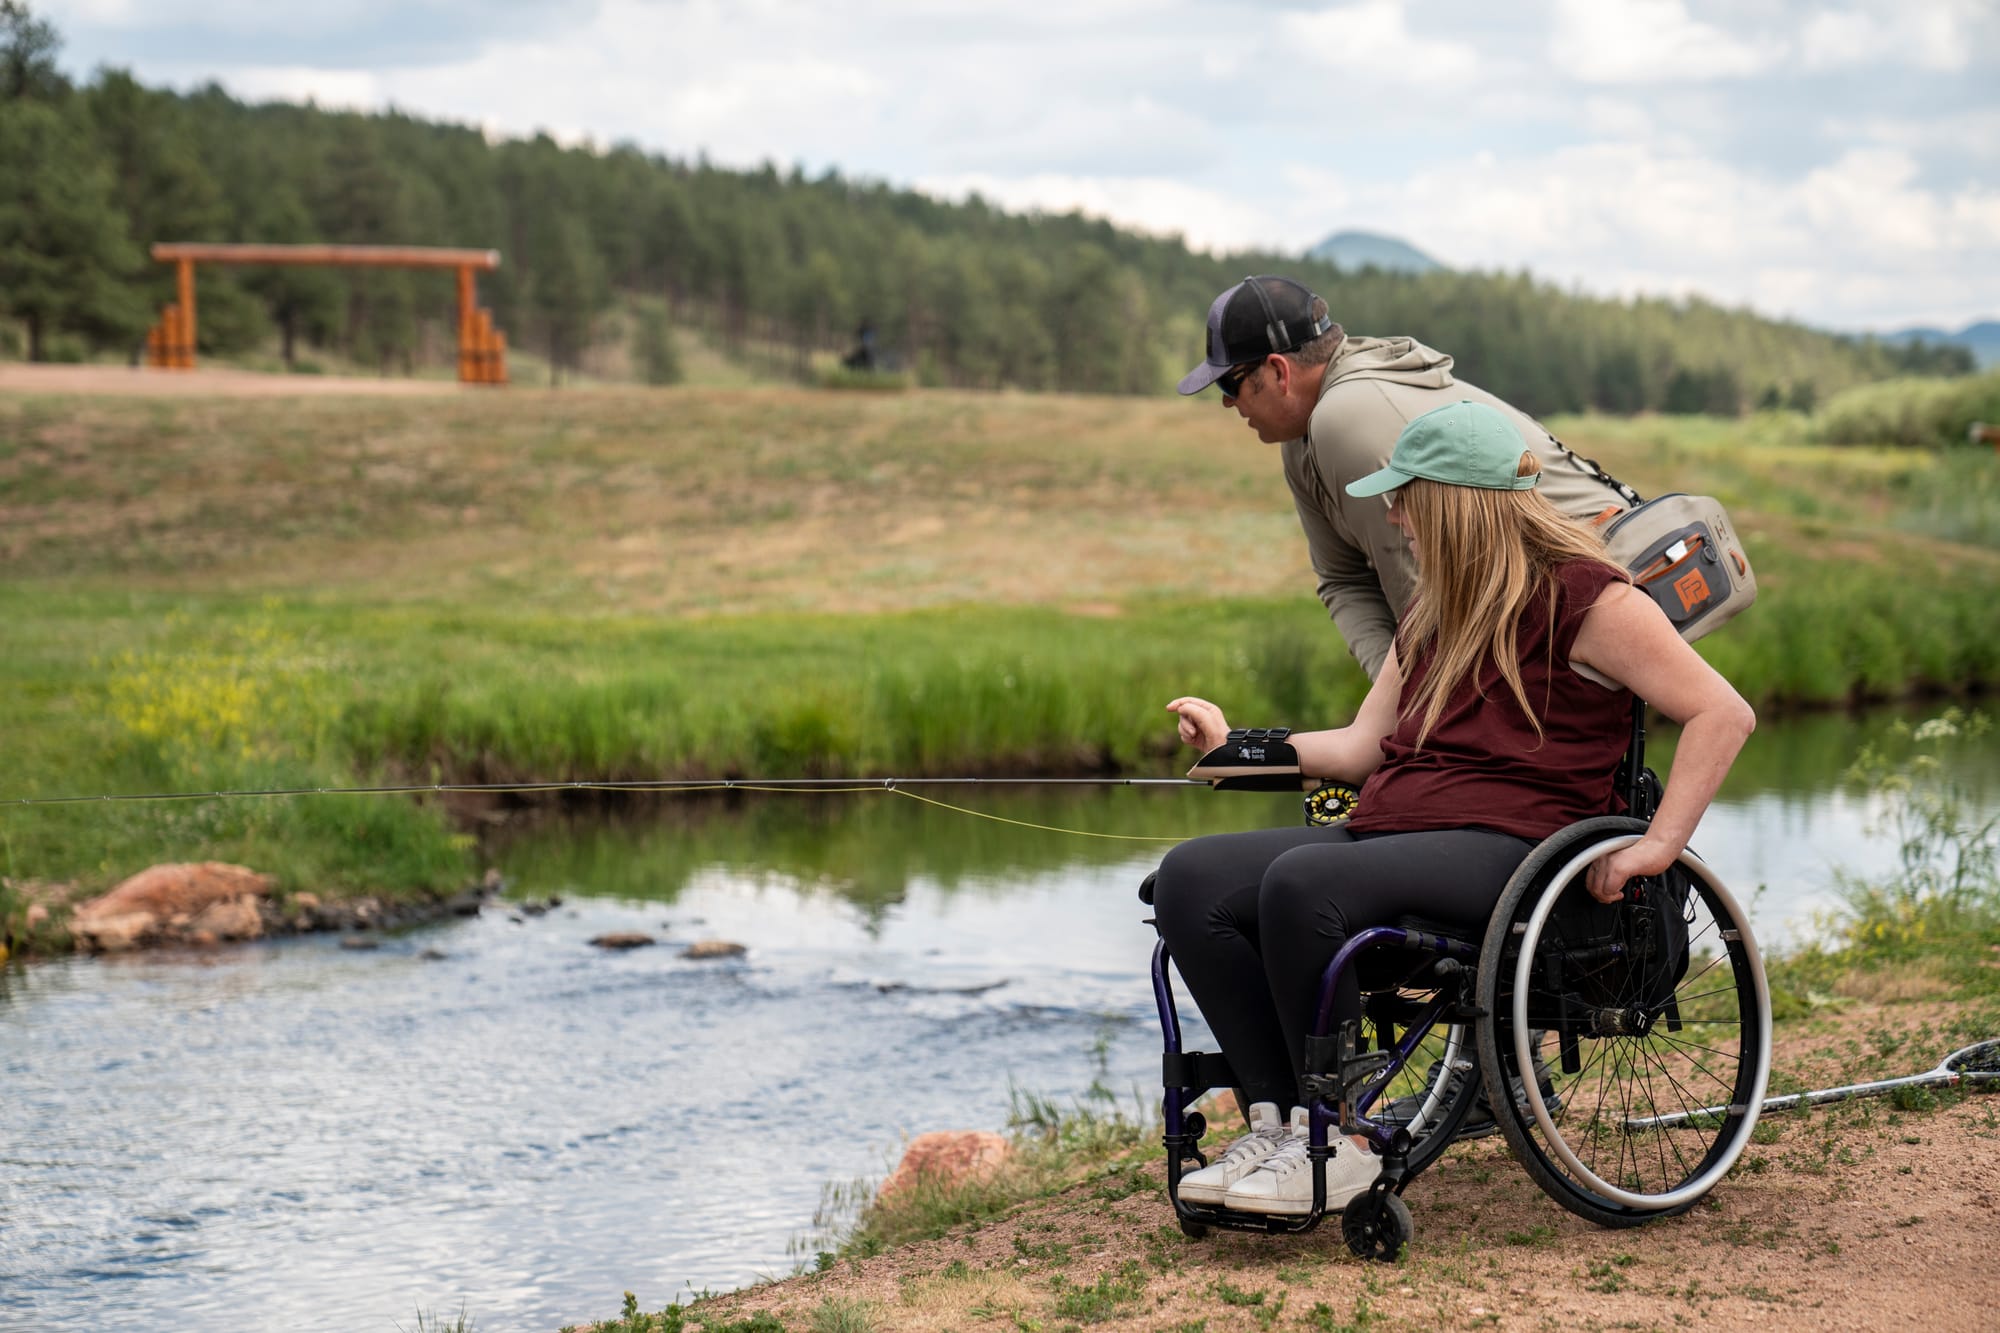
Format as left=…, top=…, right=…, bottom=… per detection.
left=0, top=776, right=1213, bottom=842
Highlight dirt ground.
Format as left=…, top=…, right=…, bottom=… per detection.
left=680, top=1002, right=2000, bottom=1333
left=0, top=362, right=464, bottom=397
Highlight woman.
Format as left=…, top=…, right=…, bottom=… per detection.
left=1154, top=399, right=1754, bottom=1216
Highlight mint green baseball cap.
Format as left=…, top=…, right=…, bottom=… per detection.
left=1346, top=400, right=1542, bottom=498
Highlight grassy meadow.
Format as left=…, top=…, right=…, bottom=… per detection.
left=4, top=381, right=2000, bottom=942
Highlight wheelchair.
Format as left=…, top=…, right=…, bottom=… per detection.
left=1142, top=701, right=1773, bottom=1259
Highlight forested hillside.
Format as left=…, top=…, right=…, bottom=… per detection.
left=0, top=2, right=1974, bottom=411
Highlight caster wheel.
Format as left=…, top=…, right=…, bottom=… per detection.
left=1185, top=1111, right=1207, bottom=1141
left=1341, top=1190, right=1412, bottom=1262
left=1178, top=1217, right=1209, bottom=1240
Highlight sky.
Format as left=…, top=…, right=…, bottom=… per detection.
left=37, top=0, right=2000, bottom=335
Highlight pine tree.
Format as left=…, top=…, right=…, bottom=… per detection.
left=0, top=98, right=144, bottom=359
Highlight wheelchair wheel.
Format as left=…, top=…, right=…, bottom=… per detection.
left=1474, top=817, right=1771, bottom=1228
left=1361, top=1014, right=1482, bottom=1176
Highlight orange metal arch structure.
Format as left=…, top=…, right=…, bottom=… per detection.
left=145, top=243, right=508, bottom=385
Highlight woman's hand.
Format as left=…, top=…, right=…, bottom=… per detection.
left=1166, top=697, right=1230, bottom=752
left=1584, top=835, right=1681, bottom=903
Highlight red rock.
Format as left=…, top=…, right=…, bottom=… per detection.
left=189, top=896, right=264, bottom=941
left=876, top=1130, right=1012, bottom=1204
left=72, top=911, right=156, bottom=953
left=681, top=939, right=746, bottom=960
left=76, top=863, right=273, bottom=922
left=589, top=932, right=655, bottom=950
left=71, top=863, right=274, bottom=953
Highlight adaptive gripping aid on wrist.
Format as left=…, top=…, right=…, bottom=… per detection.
left=1187, top=727, right=1358, bottom=825
left=1187, top=727, right=1303, bottom=789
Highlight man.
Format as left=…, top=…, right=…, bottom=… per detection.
left=1179, top=275, right=1632, bottom=679
left=1179, top=276, right=1605, bottom=1138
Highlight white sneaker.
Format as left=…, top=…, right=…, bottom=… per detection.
left=1222, top=1114, right=1379, bottom=1216
left=1176, top=1102, right=1291, bottom=1205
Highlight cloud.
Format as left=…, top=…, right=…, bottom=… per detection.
left=211, top=66, right=388, bottom=113
left=1549, top=0, right=1771, bottom=84
left=910, top=171, right=1276, bottom=256
left=38, top=0, right=2000, bottom=330
left=46, top=0, right=602, bottom=70
left=1279, top=0, right=1480, bottom=82
left=1343, top=139, right=2000, bottom=329
left=664, top=57, right=887, bottom=166
left=1800, top=0, right=1982, bottom=73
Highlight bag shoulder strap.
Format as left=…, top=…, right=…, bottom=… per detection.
left=1551, top=436, right=1645, bottom=508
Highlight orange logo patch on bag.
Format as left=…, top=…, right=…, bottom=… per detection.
left=1674, top=568, right=1710, bottom=612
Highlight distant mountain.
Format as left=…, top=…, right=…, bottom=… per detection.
left=1880, top=320, right=2000, bottom=368
left=1306, top=230, right=1444, bottom=276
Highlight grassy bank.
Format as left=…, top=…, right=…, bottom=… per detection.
left=4, top=387, right=2000, bottom=939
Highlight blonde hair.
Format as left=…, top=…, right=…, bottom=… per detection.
left=1395, top=453, right=1624, bottom=749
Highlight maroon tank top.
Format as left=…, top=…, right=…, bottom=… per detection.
left=1344, top=560, right=1633, bottom=842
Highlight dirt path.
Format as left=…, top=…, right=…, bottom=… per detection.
left=678, top=1004, right=2000, bottom=1332
left=0, top=363, right=464, bottom=397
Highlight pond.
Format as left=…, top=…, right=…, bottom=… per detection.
left=3, top=708, right=1994, bottom=1332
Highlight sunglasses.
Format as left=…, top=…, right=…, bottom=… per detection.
left=1217, top=358, right=1266, bottom=398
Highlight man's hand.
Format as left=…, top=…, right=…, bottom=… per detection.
left=1166, top=697, right=1230, bottom=752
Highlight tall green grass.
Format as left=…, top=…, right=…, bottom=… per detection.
left=5, top=545, right=2000, bottom=911
left=1885, top=447, right=2000, bottom=548
left=1812, top=369, right=2000, bottom=450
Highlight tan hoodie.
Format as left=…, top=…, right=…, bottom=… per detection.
left=1281, top=335, right=1632, bottom=679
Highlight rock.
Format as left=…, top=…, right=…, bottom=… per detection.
left=339, top=936, right=381, bottom=950
left=419, top=948, right=448, bottom=961
left=71, top=863, right=275, bottom=951
left=589, top=932, right=655, bottom=950
left=76, top=862, right=274, bottom=922
left=680, top=939, right=746, bottom=960
left=877, top=1131, right=1012, bottom=1203
left=70, top=910, right=158, bottom=953
left=290, top=892, right=322, bottom=912
left=188, top=896, right=264, bottom=942
left=443, top=888, right=483, bottom=917
left=24, top=904, right=48, bottom=929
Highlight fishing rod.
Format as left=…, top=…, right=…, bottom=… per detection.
left=1628, top=1039, right=2000, bottom=1130
left=0, top=776, right=1240, bottom=845
left=0, top=775, right=1209, bottom=808
left=0, top=735, right=1342, bottom=809
left=0, top=737, right=1345, bottom=844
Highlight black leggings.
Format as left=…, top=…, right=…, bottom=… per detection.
left=1151, top=824, right=1533, bottom=1110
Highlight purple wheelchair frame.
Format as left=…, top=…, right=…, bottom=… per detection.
left=1147, top=701, right=1656, bottom=1242
left=1149, top=917, right=1481, bottom=1237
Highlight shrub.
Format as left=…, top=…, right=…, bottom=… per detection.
left=1813, top=370, right=2000, bottom=449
